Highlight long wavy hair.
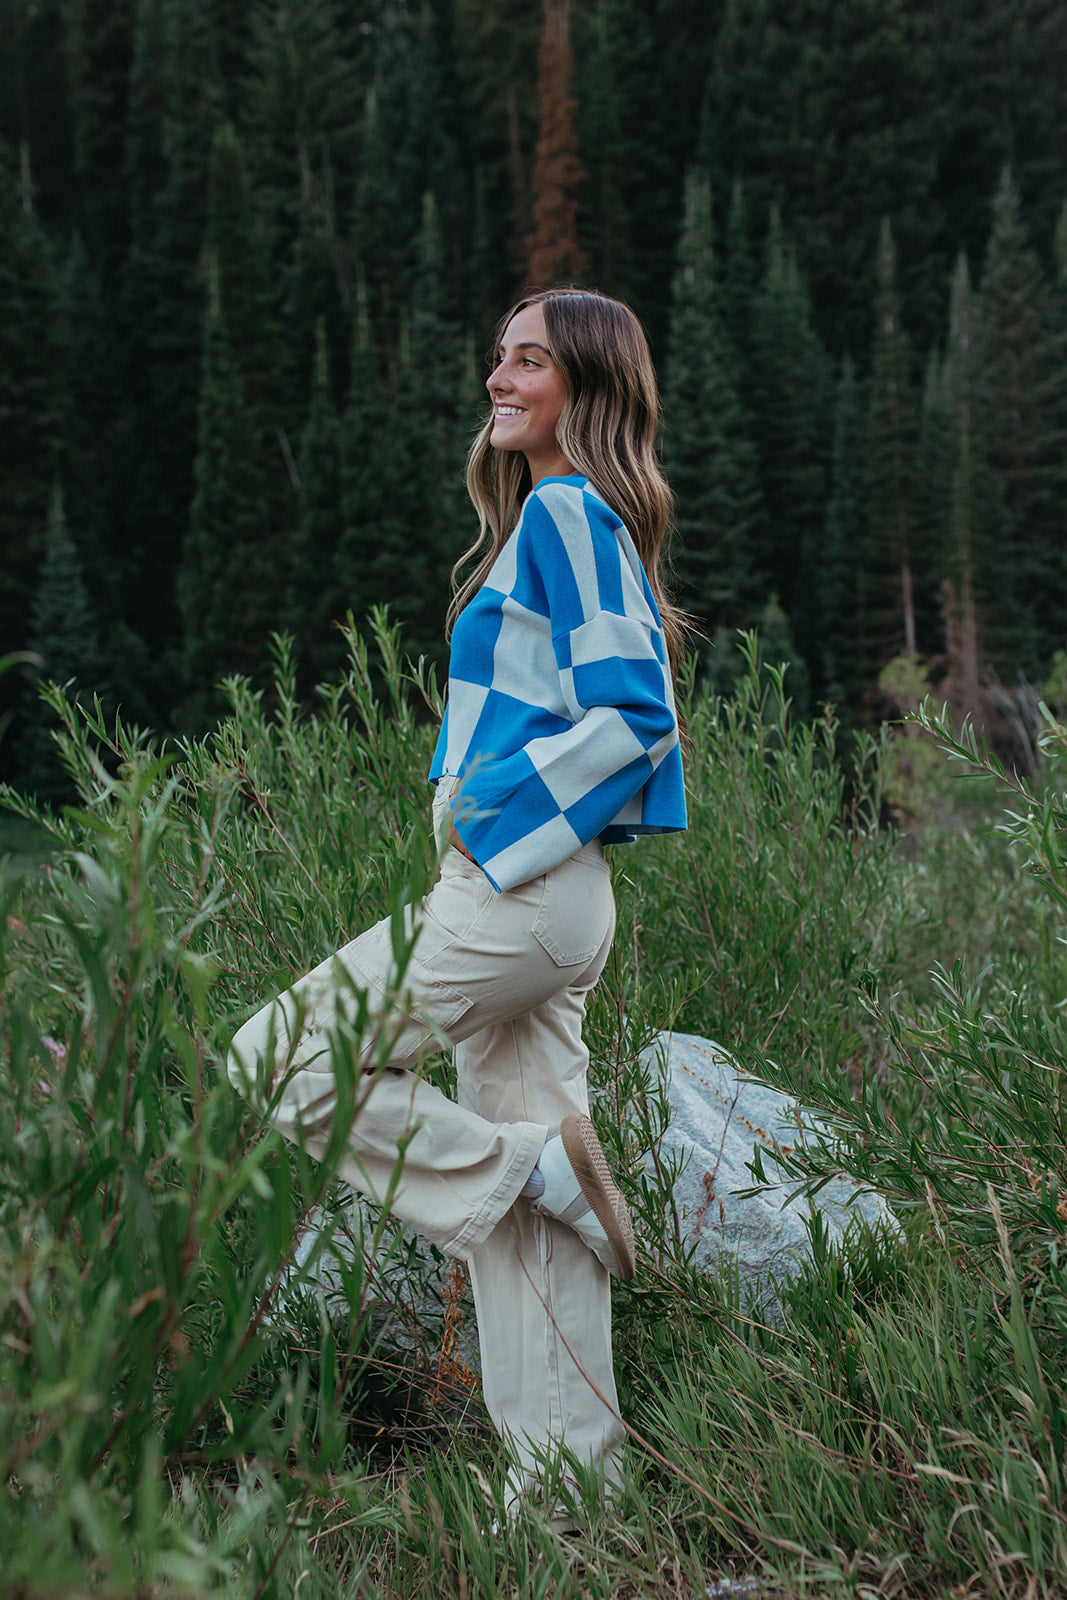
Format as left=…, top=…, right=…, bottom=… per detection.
left=447, top=287, right=689, bottom=680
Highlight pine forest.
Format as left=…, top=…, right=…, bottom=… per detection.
left=3, top=0, right=1067, bottom=789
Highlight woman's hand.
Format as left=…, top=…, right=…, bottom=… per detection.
left=449, top=824, right=476, bottom=863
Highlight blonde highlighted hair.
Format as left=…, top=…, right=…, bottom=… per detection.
left=448, top=287, right=689, bottom=680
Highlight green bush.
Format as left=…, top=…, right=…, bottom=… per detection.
left=614, top=637, right=898, bottom=1079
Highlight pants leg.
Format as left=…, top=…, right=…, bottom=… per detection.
left=456, top=956, right=626, bottom=1496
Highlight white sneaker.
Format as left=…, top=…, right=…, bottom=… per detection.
left=530, top=1114, right=636, bottom=1280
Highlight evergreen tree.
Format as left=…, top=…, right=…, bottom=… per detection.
left=372, top=0, right=427, bottom=218
left=179, top=257, right=267, bottom=719
left=59, top=0, right=135, bottom=284
left=336, top=274, right=387, bottom=627
left=243, top=0, right=359, bottom=421
left=820, top=355, right=867, bottom=706
left=54, top=237, right=118, bottom=607
left=362, top=193, right=472, bottom=665
left=0, top=139, right=59, bottom=688
left=408, top=188, right=472, bottom=559
left=577, top=0, right=634, bottom=297
left=153, top=0, right=227, bottom=266
left=353, top=1, right=467, bottom=333
left=113, top=0, right=228, bottom=720
left=600, top=0, right=716, bottom=350
left=466, top=163, right=500, bottom=338
left=720, top=180, right=756, bottom=377
left=407, top=0, right=469, bottom=304
left=576, top=0, right=671, bottom=307
left=2, top=0, right=76, bottom=222
left=243, top=0, right=359, bottom=219
left=178, top=125, right=291, bottom=720
left=861, top=220, right=919, bottom=676
left=1051, top=203, right=1067, bottom=625
left=755, top=593, right=811, bottom=719
left=16, top=485, right=106, bottom=799
left=975, top=168, right=1067, bottom=677
left=290, top=319, right=344, bottom=680
left=207, top=123, right=282, bottom=422
left=6, top=0, right=1067, bottom=754
left=449, top=0, right=543, bottom=300
left=280, top=168, right=349, bottom=431
left=940, top=253, right=985, bottom=726
left=354, top=83, right=409, bottom=336
left=913, top=345, right=954, bottom=663
left=526, top=0, right=587, bottom=286
left=662, top=170, right=762, bottom=631
left=747, top=209, right=831, bottom=666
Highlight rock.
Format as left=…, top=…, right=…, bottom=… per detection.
left=639, top=1031, right=895, bottom=1300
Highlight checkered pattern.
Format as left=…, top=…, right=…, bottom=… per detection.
left=429, top=476, right=687, bottom=892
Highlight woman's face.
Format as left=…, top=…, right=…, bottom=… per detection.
left=486, top=303, right=573, bottom=483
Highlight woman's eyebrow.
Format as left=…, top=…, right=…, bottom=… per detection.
left=498, top=341, right=552, bottom=357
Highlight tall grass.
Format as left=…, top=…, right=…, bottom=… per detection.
left=2, top=621, right=1067, bottom=1597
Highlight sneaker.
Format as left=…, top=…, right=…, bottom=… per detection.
left=531, top=1114, right=636, bottom=1280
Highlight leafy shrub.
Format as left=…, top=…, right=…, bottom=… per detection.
left=613, top=637, right=899, bottom=1081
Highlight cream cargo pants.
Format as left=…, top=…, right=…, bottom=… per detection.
left=227, top=783, right=624, bottom=1491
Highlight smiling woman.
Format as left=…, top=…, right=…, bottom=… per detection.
left=228, top=286, right=688, bottom=1532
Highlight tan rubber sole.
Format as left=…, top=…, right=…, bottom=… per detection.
left=560, top=1114, right=636, bottom=1280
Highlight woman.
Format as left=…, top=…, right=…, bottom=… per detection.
left=227, top=287, right=687, bottom=1519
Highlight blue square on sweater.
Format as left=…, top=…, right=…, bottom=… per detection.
left=451, top=585, right=506, bottom=687
left=564, top=755, right=652, bottom=841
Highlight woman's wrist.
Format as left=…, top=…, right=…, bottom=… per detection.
left=450, top=824, right=475, bottom=862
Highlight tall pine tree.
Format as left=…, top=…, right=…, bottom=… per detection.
left=862, top=220, right=919, bottom=675
left=16, top=485, right=106, bottom=800
left=940, top=253, right=985, bottom=727
left=662, top=170, right=761, bottom=632
left=243, top=0, right=359, bottom=426
left=337, top=273, right=387, bottom=630
left=290, top=318, right=343, bottom=681
left=820, top=355, right=867, bottom=705
left=975, top=168, right=1067, bottom=678
left=178, top=124, right=290, bottom=721
left=0, top=138, right=59, bottom=688
left=59, top=0, right=135, bottom=286
left=747, top=208, right=831, bottom=667
left=113, top=0, right=228, bottom=721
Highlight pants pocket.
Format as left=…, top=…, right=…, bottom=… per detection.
left=419, top=850, right=497, bottom=944
left=531, top=851, right=614, bottom=968
left=340, top=916, right=475, bottom=1050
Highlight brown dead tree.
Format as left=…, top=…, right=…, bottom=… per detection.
left=525, top=0, right=588, bottom=288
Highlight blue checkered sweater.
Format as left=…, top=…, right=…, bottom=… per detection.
left=429, top=475, right=687, bottom=891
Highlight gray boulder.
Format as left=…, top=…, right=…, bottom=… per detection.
left=640, top=1031, right=895, bottom=1298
